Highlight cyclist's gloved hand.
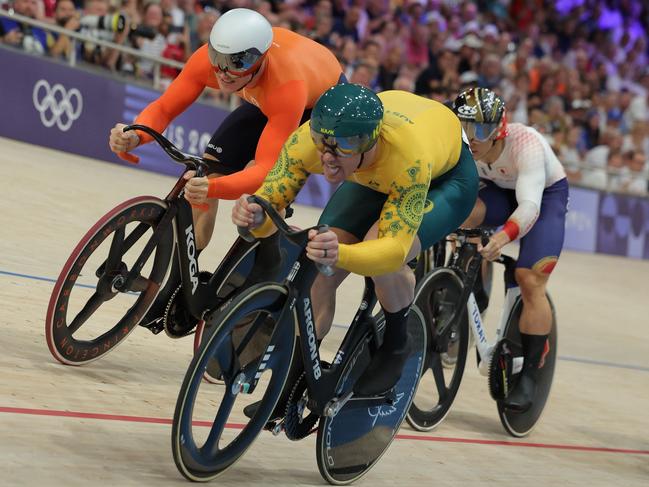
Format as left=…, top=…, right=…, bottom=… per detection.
left=306, top=229, right=338, bottom=266
left=232, top=193, right=264, bottom=229
left=183, top=170, right=210, bottom=209
left=479, top=230, right=510, bottom=261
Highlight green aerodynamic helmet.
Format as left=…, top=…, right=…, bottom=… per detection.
left=310, top=83, right=384, bottom=157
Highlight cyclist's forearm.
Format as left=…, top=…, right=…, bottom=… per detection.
left=337, top=239, right=408, bottom=276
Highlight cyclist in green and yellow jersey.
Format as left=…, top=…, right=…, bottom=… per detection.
left=233, top=83, right=479, bottom=397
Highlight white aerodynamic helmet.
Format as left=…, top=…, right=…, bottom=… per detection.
left=208, top=8, right=273, bottom=76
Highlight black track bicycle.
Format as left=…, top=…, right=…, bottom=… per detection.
left=46, top=125, right=297, bottom=366
left=171, top=195, right=427, bottom=484
left=406, top=228, right=557, bottom=437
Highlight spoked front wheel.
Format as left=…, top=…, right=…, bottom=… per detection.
left=406, top=268, right=469, bottom=431
left=316, top=306, right=427, bottom=485
left=496, top=295, right=558, bottom=437
left=172, top=283, right=295, bottom=482
left=45, top=196, right=174, bottom=365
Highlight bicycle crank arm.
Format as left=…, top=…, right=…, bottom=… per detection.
left=323, top=391, right=354, bottom=417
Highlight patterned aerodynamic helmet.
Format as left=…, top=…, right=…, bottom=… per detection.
left=453, top=87, right=507, bottom=141
left=310, top=83, right=384, bottom=157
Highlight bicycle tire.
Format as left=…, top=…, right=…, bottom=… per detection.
left=406, top=268, right=469, bottom=431
left=45, top=196, right=174, bottom=365
left=316, top=306, right=427, bottom=485
left=172, top=282, right=295, bottom=482
left=497, top=294, right=558, bottom=437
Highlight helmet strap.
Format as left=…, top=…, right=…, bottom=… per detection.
left=232, top=58, right=267, bottom=92
left=357, top=152, right=365, bottom=170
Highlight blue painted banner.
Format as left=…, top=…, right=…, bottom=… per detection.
left=0, top=46, right=337, bottom=203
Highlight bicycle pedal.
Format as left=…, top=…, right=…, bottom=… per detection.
left=139, top=318, right=164, bottom=334
left=383, top=387, right=397, bottom=405
left=271, top=420, right=285, bottom=436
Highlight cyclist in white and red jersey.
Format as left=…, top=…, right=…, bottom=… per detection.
left=453, top=87, right=568, bottom=413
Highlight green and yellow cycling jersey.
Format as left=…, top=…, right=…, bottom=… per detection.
left=254, top=90, right=464, bottom=275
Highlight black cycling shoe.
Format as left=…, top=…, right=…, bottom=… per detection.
left=503, top=371, right=536, bottom=413
left=354, top=340, right=411, bottom=396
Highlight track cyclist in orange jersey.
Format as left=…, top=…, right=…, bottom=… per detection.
left=453, top=87, right=569, bottom=413
left=108, top=8, right=345, bottom=327
left=233, top=84, right=479, bottom=420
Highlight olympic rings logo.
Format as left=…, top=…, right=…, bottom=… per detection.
left=32, top=79, right=83, bottom=132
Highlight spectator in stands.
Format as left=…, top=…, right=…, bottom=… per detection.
left=187, top=6, right=216, bottom=53
left=0, top=0, right=50, bottom=55
left=625, top=150, right=649, bottom=196
left=77, top=0, right=129, bottom=70
left=559, top=125, right=585, bottom=184
left=130, top=1, right=166, bottom=78
left=49, top=0, right=80, bottom=59
left=622, top=120, right=649, bottom=156
left=311, top=12, right=335, bottom=48
left=376, top=44, right=402, bottom=91
left=332, top=5, right=360, bottom=42
left=349, top=59, right=378, bottom=89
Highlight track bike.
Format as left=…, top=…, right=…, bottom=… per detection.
left=406, top=228, right=557, bottom=437
left=46, top=125, right=298, bottom=366
left=172, top=195, right=427, bottom=484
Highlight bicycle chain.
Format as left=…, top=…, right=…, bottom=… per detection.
left=163, top=285, right=198, bottom=338
left=284, top=372, right=320, bottom=441
left=488, top=339, right=517, bottom=401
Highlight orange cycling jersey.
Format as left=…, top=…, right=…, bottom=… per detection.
left=134, top=28, right=342, bottom=199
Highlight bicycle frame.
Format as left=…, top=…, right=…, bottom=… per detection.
left=446, top=236, right=525, bottom=377
left=268, top=249, right=389, bottom=418
left=237, top=196, right=392, bottom=419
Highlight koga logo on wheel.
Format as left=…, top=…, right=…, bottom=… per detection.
left=185, top=225, right=199, bottom=294
left=303, top=297, right=321, bottom=380
left=32, top=79, right=83, bottom=132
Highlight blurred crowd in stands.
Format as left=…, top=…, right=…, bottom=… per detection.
left=1, top=0, right=648, bottom=196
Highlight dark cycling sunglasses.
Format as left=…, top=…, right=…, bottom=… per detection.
left=207, top=44, right=265, bottom=77
left=310, top=129, right=375, bottom=158
left=461, top=120, right=500, bottom=142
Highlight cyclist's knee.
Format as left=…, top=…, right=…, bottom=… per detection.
left=462, top=198, right=486, bottom=228
left=515, top=267, right=548, bottom=300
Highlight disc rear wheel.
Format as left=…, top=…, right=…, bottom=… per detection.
left=497, top=295, right=558, bottom=437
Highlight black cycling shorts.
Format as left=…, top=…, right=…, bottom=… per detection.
left=203, top=102, right=312, bottom=175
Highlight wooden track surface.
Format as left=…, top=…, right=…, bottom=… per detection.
left=1, top=138, right=647, bottom=486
